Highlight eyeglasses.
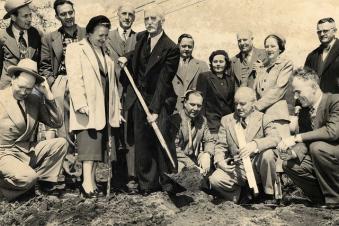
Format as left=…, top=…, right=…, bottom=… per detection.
left=317, top=27, right=335, bottom=35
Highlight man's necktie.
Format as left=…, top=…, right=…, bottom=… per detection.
left=239, top=118, right=247, bottom=129
left=146, top=37, right=151, bottom=55
left=309, top=106, right=316, bottom=129
left=17, top=100, right=27, bottom=124
left=19, top=31, right=27, bottom=59
left=122, top=30, right=127, bottom=43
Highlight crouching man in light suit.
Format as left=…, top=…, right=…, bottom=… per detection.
left=0, top=59, right=68, bottom=201
left=209, top=87, right=281, bottom=204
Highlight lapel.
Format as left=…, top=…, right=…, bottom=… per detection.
left=228, top=114, right=239, bottom=147
left=314, top=93, right=328, bottom=128
left=232, top=54, right=243, bottom=82
left=145, top=33, right=167, bottom=75
left=51, top=29, right=63, bottom=62
left=17, top=94, right=38, bottom=142
left=245, top=111, right=262, bottom=142
left=184, top=58, right=200, bottom=90
left=0, top=87, right=26, bottom=131
left=26, top=27, right=39, bottom=58
left=3, top=26, right=20, bottom=60
left=80, top=39, right=101, bottom=84
left=132, top=32, right=145, bottom=74
left=108, top=29, right=125, bottom=56
left=322, top=39, right=339, bottom=74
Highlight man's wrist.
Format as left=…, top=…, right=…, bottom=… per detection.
left=294, top=134, right=303, bottom=143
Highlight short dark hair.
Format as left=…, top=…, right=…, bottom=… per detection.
left=318, top=17, right=335, bottom=25
left=178, top=33, right=194, bottom=45
left=86, top=15, right=111, bottom=34
left=292, top=67, right=320, bottom=85
left=208, top=50, right=231, bottom=73
left=264, top=34, right=286, bottom=53
left=53, top=0, right=74, bottom=15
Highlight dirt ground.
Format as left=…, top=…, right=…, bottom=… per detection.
left=1, top=165, right=338, bottom=226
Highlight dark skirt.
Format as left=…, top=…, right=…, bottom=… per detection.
left=75, top=129, right=105, bottom=161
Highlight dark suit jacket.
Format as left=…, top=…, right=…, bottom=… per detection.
left=122, top=31, right=180, bottom=114
left=196, top=71, right=235, bottom=134
left=305, top=38, right=339, bottom=94
left=0, top=25, right=41, bottom=89
left=39, top=25, right=86, bottom=85
left=106, top=28, right=137, bottom=98
left=231, top=48, right=267, bottom=89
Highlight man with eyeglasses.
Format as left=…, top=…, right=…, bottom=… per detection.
left=305, top=17, right=339, bottom=94
left=0, top=0, right=42, bottom=89
left=39, top=0, right=86, bottom=174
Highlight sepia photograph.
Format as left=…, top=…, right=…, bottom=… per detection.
left=0, top=0, right=338, bottom=225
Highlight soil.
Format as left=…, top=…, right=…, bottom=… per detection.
left=1, top=165, right=338, bottom=226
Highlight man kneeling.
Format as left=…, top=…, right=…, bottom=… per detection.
left=209, top=87, right=280, bottom=204
left=0, top=59, right=68, bottom=201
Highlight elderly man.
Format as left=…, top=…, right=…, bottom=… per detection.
left=39, top=0, right=86, bottom=149
left=231, top=31, right=267, bottom=89
left=172, top=34, right=209, bottom=112
left=305, top=17, right=339, bottom=94
left=119, top=6, right=180, bottom=195
left=0, top=0, right=42, bottom=89
left=106, top=3, right=137, bottom=188
left=278, top=68, right=339, bottom=209
left=0, top=59, right=68, bottom=201
left=174, top=90, right=215, bottom=176
left=209, top=87, right=280, bottom=204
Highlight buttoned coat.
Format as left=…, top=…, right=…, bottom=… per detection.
left=172, top=57, right=209, bottom=112
left=0, top=86, right=62, bottom=154
left=231, top=48, right=267, bottom=89
left=0, top=26, right=41, bottom=89
left=214, top=111, right=281, bottom=165
left=305, top=38, right=339, bottom=94
left=65, top=39, right=121, bottom=132
left=39, top=25, right=86, bottom=85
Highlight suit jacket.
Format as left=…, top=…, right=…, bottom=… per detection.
left=214, top=110, right=281, bottom=165
left=231, top=48, right=267, bottom=89
left=254, top=54, right=293, bottom=119
left=172, top=57, right=209, bottom=112
left=39, top=25, right=86, bottom=85
left=106, top=28, right=137, bottom=98
left=65, top=39, right=121, bottom=131
left=196, top=71, right=235, bottom=134
left=175, top=111, right=215, bottom=162
left=0, top=25, right=41, bottom=89
left=122, top=31, right=180, bottom=114
left=305, top=38, right=339, bottom=94
left=0, top=86, right=62, bottom=154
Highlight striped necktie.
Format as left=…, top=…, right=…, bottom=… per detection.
left=18, top=31, right=27, bottom=59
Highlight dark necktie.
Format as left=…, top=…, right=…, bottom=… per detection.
left=309, top=106, right=316, bottom=129
left=17, top=100, right=27, bottom=124
left=239, top=118, right=247, bottom=129
left=146, top=37, right=151, bottom=55
left=18, top=31, right=27, bottom=59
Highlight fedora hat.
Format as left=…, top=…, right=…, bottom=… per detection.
left=3, top=0, right=32, bottom=19
left=8, top=59, right=44, bottom=84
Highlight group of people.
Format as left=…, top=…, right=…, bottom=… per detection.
left=0, top=0, right=338, bottom=209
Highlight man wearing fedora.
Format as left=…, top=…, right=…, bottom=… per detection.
left=0, top=58, right=68, bottom=201
left=0, top=0, right=42, bottom=89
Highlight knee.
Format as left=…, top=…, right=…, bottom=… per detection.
left=260, top=149, right=276, bottom=163
left=53, top=138, right=68, bottom=154
left=309, top=141, right=324, bottom=157
left=15, top=169, right=38, bottom=189
left=209, top=169, right=229, bottom=189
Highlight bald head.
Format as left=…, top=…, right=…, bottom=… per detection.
left=236, top=30, right=254, bottom=54
left=234, top=87, right=256, bottom=119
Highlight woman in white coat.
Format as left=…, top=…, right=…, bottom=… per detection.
left=66, top=15, right=121, bottom=198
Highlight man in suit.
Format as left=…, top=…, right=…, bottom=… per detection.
left=0, top=0, right=42, bottom=89
left=209, top=87, right=280, bottom=204
left=39, top=0, right=85, bottom=157
left=106, top=3, right=137, bottom=188
left=278, top=68, right=339, bottom=208
left=119, top=6, right=180, bottom=195
left=305, top=17, right=339, bottom=94
left=231, top=31, right=267, bottom=89
left=172, top=34, right=209, bottom=112
left=173, top=90, right=215, bottom=175
left=0, top=59, right=67, bottom=201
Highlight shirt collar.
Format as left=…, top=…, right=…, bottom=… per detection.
left=118, top=26, right=131, bottom=39
left=12, top=25, right=27, bottom=42
left=148, top=30, right=163, bottom=45
left=59, top=25, right=78, bottom=38
left=241, top=48, right=253, bottom=60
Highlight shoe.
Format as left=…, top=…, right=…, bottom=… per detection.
left=79, top=185, right=98, bottom=199
left=38, top=181, right=62, bottom=196
left=317, top=203, right=339, bottom=209
left=263, top=194, right=279, bottom=207
left=94, top=188, right=105, bottom=197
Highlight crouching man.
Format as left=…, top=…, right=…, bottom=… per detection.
left=174, top=90, right=215, bottom=176
left=0, top=59, right=68, bottom=201
left=209, top=87, right=281, bottom=204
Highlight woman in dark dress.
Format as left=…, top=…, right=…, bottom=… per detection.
left=196, top=50, right=235, bottom=137
left=66, top=16, right=122, bottom=198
